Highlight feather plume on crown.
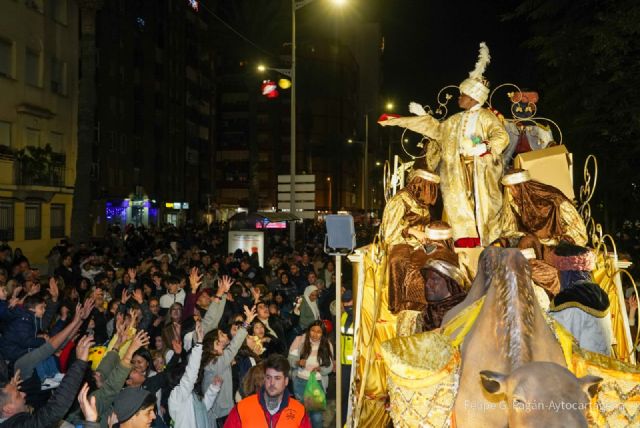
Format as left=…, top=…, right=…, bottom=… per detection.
left=468, top=42, right=491, bottom=80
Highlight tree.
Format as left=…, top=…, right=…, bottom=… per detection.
left=71, top=0, right=102, bottom=242
left=507, top=0, right=640, bottom=230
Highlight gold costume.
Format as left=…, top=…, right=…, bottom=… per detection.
left=501, top=185, right=588, bottom=247
left=380, top=107, right=509, bottom=245
left=379, top=189, right=431, bottom=316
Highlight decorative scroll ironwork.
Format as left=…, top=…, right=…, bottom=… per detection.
left=399, top=85, right=459, bottom=158
left=578, top=155, right=639, bottom=363
left=488, top=83, right=563, bottom=146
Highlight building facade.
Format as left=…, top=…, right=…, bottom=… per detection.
left=0, top=0, right=78, bottom=263
left=214, top=59, right=289, bottom=213
left=93, top=0, right=216, bottom=232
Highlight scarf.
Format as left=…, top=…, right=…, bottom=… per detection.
left=303, top=285, right=321, bottom=320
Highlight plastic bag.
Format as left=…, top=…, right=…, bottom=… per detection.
left=303, top=372, right=326, bottom=411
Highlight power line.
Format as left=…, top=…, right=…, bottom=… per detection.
left=196, top=1, right=281, bottom=59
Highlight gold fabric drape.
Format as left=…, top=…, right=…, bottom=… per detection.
left=592, top=256, right=632, bottom=362
left=501, top=189, right=588, bottom=247
left=379, top=190, right=431, bottom=248
left=380, top=190, right=432, bottom=314
left=380, top=110, right=509, bottom=245
left=353, top=241, right=397, bottom=428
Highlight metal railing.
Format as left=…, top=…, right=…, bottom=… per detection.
left=14, top=158, right=65, bottom=187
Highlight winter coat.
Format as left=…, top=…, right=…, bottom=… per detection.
left=0, top=306, right=45, bottom=362
left=0, top=359, right=88, bottom=428
left=169, top=344, right=220, bottom=428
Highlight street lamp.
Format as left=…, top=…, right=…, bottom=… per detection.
left=289, top=0, right=346, bottom=247
left=385, top=101, right=395, bottom=111
left=257, top=64, right=292, bottom=78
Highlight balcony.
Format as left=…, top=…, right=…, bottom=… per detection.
left=14, top=148, right=66, bottom=187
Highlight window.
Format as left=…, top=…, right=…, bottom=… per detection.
left=24, top=203, right=41, bottom=240
left=26, top=49, right=40, bottom=87
left=50, top=204, right=65, bottom=238
left=0, top=200, right=14, bottom=241
left=109, top=131, right=117, bottom=151
left=25, top=127, right=40, bottom=147
left=51, top=57, right=66, bottom=95
left=51, top=0, right=68, bottom=25
left=0, top=39, right=13, bottom=78
left=0, top=121, right=11, bottom=147
left=49, top=132, right=63, bottom=152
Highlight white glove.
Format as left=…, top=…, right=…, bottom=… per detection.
left=469, top=143, right=488, bottom=157
left=409, top=102, right=427, bottom=116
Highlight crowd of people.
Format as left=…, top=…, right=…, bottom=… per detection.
left=0, top=222, right=352, bottom=428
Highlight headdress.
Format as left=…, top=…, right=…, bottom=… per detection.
left=408, top=169, right=440, bottom=184
left=459, top=42, right=491, bottom=105
left=423, top=258, right=470, bottom=288
left=520, top=248, right=537, bottom=260
left=501, top=169, right=532, bottom=186
left=425, top=223, right=453, bottom=241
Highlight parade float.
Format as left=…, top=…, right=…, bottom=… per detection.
left=345, top=43, right=640, bottom=428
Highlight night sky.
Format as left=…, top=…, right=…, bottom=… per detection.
left=377, top=0, right=537, bottom=115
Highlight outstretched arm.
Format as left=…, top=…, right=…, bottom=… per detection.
left=379, top=114, right=442, bottom=141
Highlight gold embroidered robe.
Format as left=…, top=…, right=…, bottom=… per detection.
left=380, top=108, right=509, bottom=245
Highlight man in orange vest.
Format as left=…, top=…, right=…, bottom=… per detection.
left=224, top=354, right=311, bottom=428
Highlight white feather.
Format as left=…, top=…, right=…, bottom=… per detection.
left=468, top=42, right=490, bottom=80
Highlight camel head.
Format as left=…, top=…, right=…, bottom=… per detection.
left=480, top=362, right=602, bottom=428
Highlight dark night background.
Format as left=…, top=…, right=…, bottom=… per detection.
left=209, top=0, right=640, bottom=259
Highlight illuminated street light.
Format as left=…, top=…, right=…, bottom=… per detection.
left=375, top=160, right=382, bottom=166
left=257, top=64, right=266, bottom=72
left=347, top=138, right=353, bottom=143
left=289, top=0, right=346, bottom=245
left=385, top=102, right=394, bottom=111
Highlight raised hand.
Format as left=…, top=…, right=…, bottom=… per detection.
left=78, top=383, right=98, bottom=422
left=128, top=308, right=139, bottom=327
left=189, top=267, right=203, bottom=293
left=409, top=101, right=428, bottom=116
left=114, top=313, right=131, bottom=347
left=212, top=376, right=223, bottom=388
left=48, top=277, right=59, bottom=302
left=251, top=286, right=261, bottom=303
left=132, top=288, right=144, bottom=304
left=194, top=319, right=204, bottom=343
left=243, top=305, right=257, bottom=324
left=8, top=286, right=23, bottom=308
left=27, top=282, right=41, bottom=296
left=171, top=337, right=183, bottom=355
left=81, top=297, right=96, bottom=320
left=121, top=289, right=131, bottom=305
left=11, top=286, right=23, bottom=298
left=76, top=335, right=96, bottom=361
left=72, top=302, right=83, bottom=323
left=10, top=369, right=22, bottom=389
left=128, top=330, right=150, bottom=354
left=217, top=275, right=233, bottom=296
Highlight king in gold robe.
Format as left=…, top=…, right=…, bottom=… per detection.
left=380, top=167, right=439, bottom=322
left=380, top=104, right=509, bottom=245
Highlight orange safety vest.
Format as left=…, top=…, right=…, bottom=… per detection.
left=237, top=393, right=305, bottom=428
